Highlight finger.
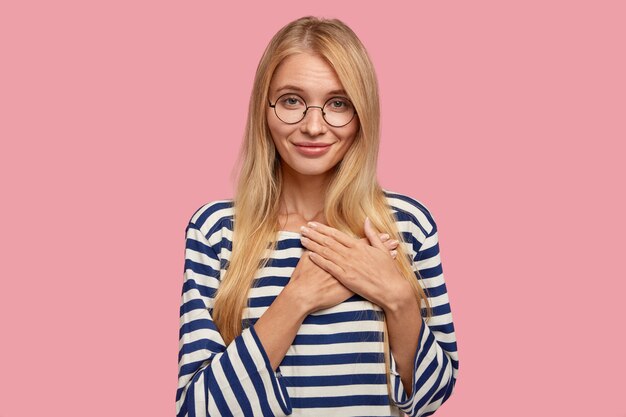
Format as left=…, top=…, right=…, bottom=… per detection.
left=383, top=238, right=399, bottom=251
left=301, top=235, right=345, bottom=265
left=301, top=225, right=350, bottom=257
left=379, top=233, right=390, bottom=242
left=364, top=217, right=387, bottom=250
left=306, top=222, right=356, bottom=248
left=308, top=252, right=347, bottom=281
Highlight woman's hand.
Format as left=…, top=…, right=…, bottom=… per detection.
left=284, top=231, right=400, bottom=315
left=376, top=233, right=399, bottom=259
left=300, top=218, right=409, bottom=311
left=284, top=251, right=354, bottom=315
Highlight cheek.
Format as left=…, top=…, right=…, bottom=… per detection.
left=340, top=124, right=359, bottom=148
left=267, top=111, right=290, bottom=141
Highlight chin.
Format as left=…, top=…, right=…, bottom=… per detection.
left=286, top=160, right=338, bottom=177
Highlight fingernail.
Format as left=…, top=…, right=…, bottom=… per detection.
left=390, top=250, right=398, bottom=257
left=391, top=239, right=399, bottom=245
left=300, top=226, right=310, bottom=234
left=381, top=233, right=390, bottom=240
left=307, top=222, right=317, bottom=228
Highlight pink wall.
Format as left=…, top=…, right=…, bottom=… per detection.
left=1, top=1, right=624, bottom=416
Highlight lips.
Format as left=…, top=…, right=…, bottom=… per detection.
left=293, top=142, right=333, bottom=156
left=293, top=142, right=333, bottom=147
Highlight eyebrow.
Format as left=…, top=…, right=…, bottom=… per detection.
left=275, top=84, right=347, bottom=96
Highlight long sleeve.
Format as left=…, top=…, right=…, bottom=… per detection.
left=388, top=215, right=459, bottom=417
left=176, top=222, right=292, bottom=417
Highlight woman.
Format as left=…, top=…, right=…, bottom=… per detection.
left=176, top=16, right=458, bottom=417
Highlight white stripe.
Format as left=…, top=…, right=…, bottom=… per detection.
left=289, top=383, right=388, bottom=397
left=209, top=356, right=244, bottom=415
left=291, top=405, right=401, bottom=417
left=192, top=373, right=207, bottom=417
left=287, top=341, right=384, bottom=355
left=280, top=362, right=385, bottom=377
left=185, top=247, right=220, bottom=270
left=230, top=341, right=264, bottom=413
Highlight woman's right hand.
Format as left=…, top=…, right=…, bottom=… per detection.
left=286, top=251, right=354, bottom=315
left=284, top=233, right=399, bottom=315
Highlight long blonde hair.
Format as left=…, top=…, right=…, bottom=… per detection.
left=213, top=16, right=431, bottom=399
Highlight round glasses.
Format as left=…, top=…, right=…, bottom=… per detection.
left=268, top=93, right=357, bottom=127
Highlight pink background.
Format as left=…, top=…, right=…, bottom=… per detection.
left=1, top=1, right=624, bottom=416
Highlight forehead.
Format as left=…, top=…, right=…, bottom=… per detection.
left=269, top=53, right=344, bottom=95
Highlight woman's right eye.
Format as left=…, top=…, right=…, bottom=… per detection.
left=281, top=96, right=303, bottom=107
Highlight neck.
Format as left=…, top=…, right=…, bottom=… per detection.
left=279, top=165, right=332, bottom=220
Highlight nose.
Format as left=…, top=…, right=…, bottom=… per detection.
left=300, top=106, right=327, bottom=136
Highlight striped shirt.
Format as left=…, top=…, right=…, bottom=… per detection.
left=176, top=191, right=459, bottom=417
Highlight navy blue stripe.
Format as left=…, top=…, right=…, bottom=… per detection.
left=180, top=298, right=206, bottom=316
left=178, top=340, right=222, bottom=363
left=248, top=326, right=292, bottom=415
left=206, top=366, right=234, bottom=417
left=187, top=374, right=196, bottom=417
left=234, top=333, right=275, bottom=417
left=393, top=210, right=430, bottom=240
left=303, top=310, right=382, bottom=325
left=281, top=352, right=384, bottom=366
left=413, top=353, right=448, bottom=413
left=180, top=318, right=219, bottom=338
left=262, top=257, right=300, bottom=268
left=219, top=237, right=233, bottom=252
left=194, top=201, right=232, bottom=230
left=253, top=276, right=290, bottom=287
left=185, top=232, right=219, bottom=259
left=284, top=373, right=386, bottom=387
left=417, top=263, right=443, bottom=280
left=185, top=258, right=220, bottom=279
left=276, top=238, right=304, bottom=250
left=219, top=350, right=254, bottom=416
left=421, top=283, right=447, bottom=297
left=292, top=331, right=382, bottom=345
left=180, top=358, right=214, bottom=378
left=384, top=191, right=436, bottom=227
left=292, top=394, right=389, bottom=408
left=416, top=240, right=439, bottom=260
left=176, top=387, right=188, bottom=417
left=181, top=278, right=217, bottom=300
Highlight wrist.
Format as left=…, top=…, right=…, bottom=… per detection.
left=382, top=279, right=416, bottom=316
left=281, top=283, right=313, bottom=319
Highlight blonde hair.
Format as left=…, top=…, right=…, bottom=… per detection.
left=212, top=16, right=431, bottom=399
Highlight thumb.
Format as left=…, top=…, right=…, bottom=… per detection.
left=364, top=217, right=386, bottom=250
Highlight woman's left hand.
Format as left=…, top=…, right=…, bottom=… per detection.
left=300, top=218, right=409, bottom=311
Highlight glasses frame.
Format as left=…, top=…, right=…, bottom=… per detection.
left=268, top=93, right=357, bottom=128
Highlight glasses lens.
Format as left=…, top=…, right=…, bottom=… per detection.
left=272, top=94, right=356, bottom=127
left=274, top=94, right=306, bottom=124
left=323, top=97, right=355, bottom=127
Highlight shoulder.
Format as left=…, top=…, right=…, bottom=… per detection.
left=383, top=189, right=437, bottom=241
left=186, top=199, right=234, bottom=246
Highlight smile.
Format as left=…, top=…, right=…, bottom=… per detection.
left=293, top=143, right=333, bottom=156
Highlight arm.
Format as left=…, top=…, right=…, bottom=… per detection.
left=387, top=218, right=459, bottom=417
left=176, top=222, right=292, bottom=417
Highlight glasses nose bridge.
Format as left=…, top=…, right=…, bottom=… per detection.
left=302, top=104, right=325, bottom=117
left=302, top=104, right=327, bottom=127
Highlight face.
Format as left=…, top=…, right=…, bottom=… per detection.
left=267, top=52, right=360, bottom=181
